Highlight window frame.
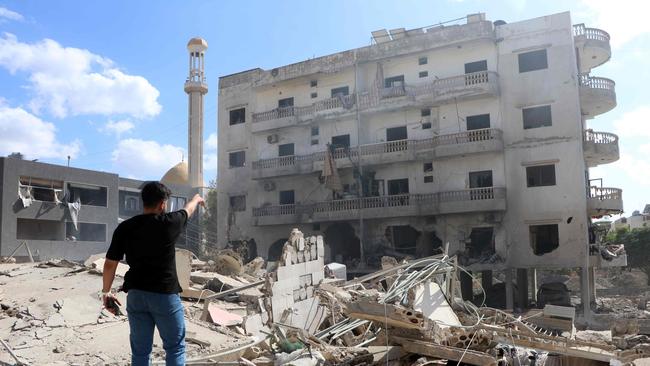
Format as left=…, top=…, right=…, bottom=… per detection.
left=526, top=164, right=557, bottom=187
left=523, top=105, right=552, bottom=130
left=228, top=150, right=246, bottom=168
left=229, top=107, right=246, bottom=125
left=518, top=49, right=548, bottom=73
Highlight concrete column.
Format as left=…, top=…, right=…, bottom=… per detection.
left=589, top=266, right=597, bottom=303
left=460, top=271, right=473, bottom=302
left=530, top=268, right=538, bottom=304
left=580, top=266, right=593, bottom=322
left=505, top=269, right=514, bottom=310
left=516, top=268, right=529, bottom=309
left=481, top=270, right=493, bottom=293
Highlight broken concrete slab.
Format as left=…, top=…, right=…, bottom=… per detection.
left=88, top=258, right=129, bottom=277
left=175, top=248, right=193, bottom=291
left=411, top=281, right=460, bottom=328
left=207, top=303, right=243, bottom=326
left=58, top=295, right=106, bottom=327
left=45, top=313, right=65, bottom=328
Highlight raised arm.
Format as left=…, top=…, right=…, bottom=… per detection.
left=183, top=194, right=205, bottom=218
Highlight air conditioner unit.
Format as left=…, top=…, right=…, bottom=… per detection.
left=267, top=134, right=279, bottom=144
left=263, top=181, right=276, bottom=191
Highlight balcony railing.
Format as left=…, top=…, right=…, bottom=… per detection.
left=573, top=24, right=610, bottom=43
left=584, top=130, right=618, bottom=144
left=252, top=71, right=497, bottom=123
left=252, top=187, right=505, bottom=218
left=579, top=75, right=615, bottom=91
left=252, top=128, right=502, bottom=171
left=589, top=186, right=622, bottom=201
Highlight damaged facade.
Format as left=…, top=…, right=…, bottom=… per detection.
left=216, top=12, right=624, bottom=312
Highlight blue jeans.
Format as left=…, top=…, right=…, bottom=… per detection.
left=126, top=289, right=185, bottom=366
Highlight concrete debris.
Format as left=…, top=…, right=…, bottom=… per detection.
left=4, top=229, right=650, bottom=365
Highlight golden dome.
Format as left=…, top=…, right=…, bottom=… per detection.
left=187, top=37, right=208, bottom=49
left=161, top=161, right=189, bottom=186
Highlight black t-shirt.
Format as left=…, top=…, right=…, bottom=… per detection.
left=106, top=210, right=188, bottom=294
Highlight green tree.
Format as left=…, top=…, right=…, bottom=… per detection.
left=607, top=227, right=650, bottom=281
left=202, top=179, right=218, bottom=244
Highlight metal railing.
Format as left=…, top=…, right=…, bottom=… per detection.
left=579, top=74, right=615, bottom=91
left=252, top=128, right=501, bottom=171
left=252, top=187, right=505, bottom=217
left=573, top=24, right=610, bottom=43
left=584, top=130, right=618, bottom=144
left=589, top=186, right=622, bottom=201
left=252, top=71, right=497, bottom=123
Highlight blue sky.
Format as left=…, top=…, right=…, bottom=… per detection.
left=0, top=0, right=648, bottom=215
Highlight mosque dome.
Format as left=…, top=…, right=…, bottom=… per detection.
left=161, top=161, right=189, bottom=186
left=187, top=37, right=208, bottom=50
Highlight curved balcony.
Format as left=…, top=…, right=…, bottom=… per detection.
left=579, top=75, right=616, bottom=118
left=251, top=128, right=504, bottom=180
left=573, top=24, right=611, bottom=72
left=583, top=130, right=619, bottom=167
left=588, top=186, right=623, bottom=217
left=252, top=187, right=506, bottom=226
left=251, top=71, right=499, bottom=132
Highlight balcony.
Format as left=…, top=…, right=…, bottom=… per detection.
left=579, top=74, right=616, bottom=118
left=251, top=187, right=506, bottom=226
left=587, top=186, right=623, bottom=217
left=583, top=130, right=619, bottom=167
left=251, top=71, right=499, bottom=132
left=251, top=128, right=503, bottom=180
left=573, top=24, right=611, bottom=72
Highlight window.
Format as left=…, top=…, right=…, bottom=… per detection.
left=468, top=227, right=495, bottom=258
left=278, top=97, right=294, bottom=108
left=419, top=71, right=428, bottom=78
left=421, top=109, right=431, bottom=117
left=126, top=196, right=139, bottom=211
left=387, top=179, right=409, bottom=195
left=311, top=139, right=318, bottom=146
left=526, top=165, right=556, bottom=187
left=529, top=224, right=559, bottom=255
left=278, top=143, right=294, bottom=157
left=418, top=56, right=428, bottom=65
left=65, top=222, right=106, bottom=242
left=464, top=60, right=488, bottom=74
left=469, top=170, right=493, bottom=188
left=312, top=223, right=321, bottom=231
left=423, top=163, right=433, bottom=173
left=330, top=86, right=349, bottom=97
left=523, top=105, right=552, bottom=129
left=310, top=80, right=318, bottom=87
left=310, top=92, right=317, bottom=99
left=229, top=108, right=245, bottom=125
left=422, top=122, right=432, bottom=129
left=19, top=176, right=63, bottom=202
left=67, top=183, right=108, bottom=207
left=229, top=195, right=246, bottom=212
left=386, top=126, right=407, bottom=141
left=311, top=126, right=319, bottom=136
left=519, top=49, right=548, bottom=73
left=229, top=151, right=246, bottom=168
left=466, top=114, right=491, bottom=130
left=424, top=176, right=434, bottom=183
left=279, top=190, right=295, bottom=205
left=17, top=218, right=64, bottom=241
left=331, top=134, right=350, bottom=149
left=384, top=75, right=404, bottom=88
left=167, top=196, right=187, bottom=212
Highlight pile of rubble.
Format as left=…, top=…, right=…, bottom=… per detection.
left=4, top=228, right=650, bottom=365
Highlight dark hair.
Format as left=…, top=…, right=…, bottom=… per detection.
left=141, top=181, right=172, bottom=208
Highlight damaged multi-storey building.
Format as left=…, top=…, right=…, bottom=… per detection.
left=216, top=12, right=624, bottom=316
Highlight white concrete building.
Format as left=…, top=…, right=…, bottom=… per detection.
left=216, top=12, right=623, bottom=310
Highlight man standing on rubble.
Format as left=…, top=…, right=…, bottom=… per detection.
left=101, top=181, right=204, bottom=366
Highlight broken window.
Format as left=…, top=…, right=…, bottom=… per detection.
left=19, top=176, right=64, bottom=202
left=523, top=105, right=552, bottom=129
left=466, top=114, right=491, bottom=130
left=311, top=139, right=318, bottom=146
left=424, top=176, right=434, bottom=183
left=229, top=151, right=245, bottom=168
left=526, top=164, right=556, bottom=187
left=331, top=134, right=350, bottom=149
left=518, top=49, right=548, bottom=73
left=119, top=190, right=141, bottom=215
left=67, top=183, right=108, bottom=207
left=278, top=97, right=294, bottom=109
left=529, top=224, right=559, bottom=255
left=419, top=71, right=428, bottom=78
left=389, top=225, right=420, bottom=256
left=229, top=108, right=246, bottom=125
left=229, top=195, right=246, bottom=212
left=310, top=92, right=317, bottom=99
left=422, top=123, right=432, bottom=129
left=421, top=109, right=431, bottom=117
left=387, top=179, right=409, bottom=195
left=65, top=222, right=106, bottom=242
left=468, top=227, right=495, bottom=258
left=278, top=143, right=294, bottom=157
left=384, top=75, right=404, bottom=88
left=386, top=126, right=407, bottom=141
left=324, top=223, right=360, bottom=263
left=279, top=190, right=295, bottom=205
left=330, top=86, right=349, bottom=97
left=418, top=56, right=428, bottom=65
left=310, top=80, right=317, bottom=87
left=464, top=60, right=488, bottom=74
left=17, top=218, right=64, bottom=241
left=423, top=162, right=433, bottom=173
left=167, top=196, right=186, bottom=212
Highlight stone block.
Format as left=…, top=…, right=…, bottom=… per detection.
left=317, top=238, right=325, bottom=258
left=293, top=289, right=301, bottom=302
left=298, top=237, right=305, bottom=251
left=310, top=245, right=317, bottom=261
left=300, top=288, right=307, bottom=301
left=312, top=271, right=324, bottom=285
left=306, top=286, right=314, bottom=298
left=276, top=264, right=292, bottom=281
